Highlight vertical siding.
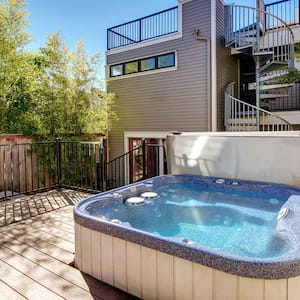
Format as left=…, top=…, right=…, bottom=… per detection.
left=76, top=224, right=300, bottom=300
left=216, top=0, right=238, bottom=130
left=107, top=0, right=211, bottom=160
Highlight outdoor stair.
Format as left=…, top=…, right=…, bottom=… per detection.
left=260, top=83, right=292, bottom=91
left=259, top=93, right=289, bottom=99
left=260, top=70, right=289, bottom=82
left=224, top=3, right=294, bottom=131
left=258, top=61, right=288, bottom=74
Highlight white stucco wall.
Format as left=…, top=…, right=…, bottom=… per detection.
left=167, top=132, right=300, bottom=187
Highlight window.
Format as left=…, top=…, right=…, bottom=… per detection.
left=110, top=64, right=123, bottom=77
left=109, top=52, right=175, bottom=78
left=140, top=57, right=156, bottom=72
left=125, top=61, right=138, bottom=74
left=158, top=53, right=175, bottom=68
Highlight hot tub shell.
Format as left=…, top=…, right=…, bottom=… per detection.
left=74, top=174, right=300, bottom=300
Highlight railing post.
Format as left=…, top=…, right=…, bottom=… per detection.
left=299, top=0, right=300, bottom=24
left=100, top=139, right=106, bottom=192
left=142, top=139, right=146, bottom=179
left=139, top=19, right=142, bottom=42
left=107, top=29, right=110, bottom=50
left=55, top=138, right=61, bottom=186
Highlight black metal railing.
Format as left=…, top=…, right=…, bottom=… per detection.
left=107, top=6, right=178, bottom=50
left=0, top=139, right=166, bottom=201
left=265, top=0, right=300, bottom=26
left=106, top=140, right=166, bottom=190
left=58, top=140, right=105, bottom=192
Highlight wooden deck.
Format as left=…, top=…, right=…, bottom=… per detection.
left=0, top=190, right=137, bottom=299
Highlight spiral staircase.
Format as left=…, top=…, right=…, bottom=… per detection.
left=224, top=4, right=295, bottom=131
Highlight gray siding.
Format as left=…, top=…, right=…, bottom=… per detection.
left=107, top=0, right=211, bottom=159
left=216, top=0, right=238, bottom=131
left=106, top=0, right=237, bottom=159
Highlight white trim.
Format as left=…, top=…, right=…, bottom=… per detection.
left=211, top=0, right=217, bottom=131
left=107, top=66, right=177, bottom=82
left=106, top=2, right=184, bottom=56
left=124, top=131, right=169, bottom=153
left=124, top=131, right=169, bottom=184
left=108, top=49, right=177, bottom=67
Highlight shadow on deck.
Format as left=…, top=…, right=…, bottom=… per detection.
left=0, top=190, right=138, bottom=299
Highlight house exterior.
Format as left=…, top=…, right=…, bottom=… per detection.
left=106, top=0, right=300, bottom=180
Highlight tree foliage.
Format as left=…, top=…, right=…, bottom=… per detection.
left=0, top=0, right=116, bottom=138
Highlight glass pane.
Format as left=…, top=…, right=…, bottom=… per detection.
left=110, top=64, right=123, bottom=77
left=140, top=57, right=155, bottom=71
left=125, top=61, right=138, bottom=74
left=158, top=53, right=175, bottom=68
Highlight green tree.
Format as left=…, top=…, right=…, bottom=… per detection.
left=38, top=33, right=117, bottom=137
left=85, top=90, right=118, bottom=136
left=0, top=1, right=117, bottom=138
left=2, top=52, right=44, bottom=134
left=68, top=40, right=100, bottom=135
left=38, top=32, right=71, bottom=135
left=0, top=0, right=36, bottom=133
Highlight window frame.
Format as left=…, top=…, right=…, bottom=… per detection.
left=124, top=60, right=139, bottom=75
left=109, top=52, right=176, bottom=78
left=139, top=56, right=156, bottom=72
left=110, top=64, right=124, bottom=77
left=157, top=52, right=175, bottom=69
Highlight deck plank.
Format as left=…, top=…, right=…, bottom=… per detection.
left=0, top=246, right=101, bottom=300
left=1, top=223, right=74, bottom=252
left=0, top=280, right=27, bottom=300
left=1, top=225, right=75, bottom=264
left=0, top=190, right=137, bottom=300
left=0, top=259, right=64, bottom=300
left=0, top=233, right=129, bottom=299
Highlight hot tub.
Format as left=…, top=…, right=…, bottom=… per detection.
left=74, top=175, right=300, bottom=300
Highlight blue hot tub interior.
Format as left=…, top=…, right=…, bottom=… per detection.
left=75, top=175, right=300, bottom=261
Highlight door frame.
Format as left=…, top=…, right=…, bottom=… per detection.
left=124, top=131, right=169, bottom=184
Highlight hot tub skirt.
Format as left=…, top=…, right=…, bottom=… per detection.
left=75, top=223, right=300, bottom=300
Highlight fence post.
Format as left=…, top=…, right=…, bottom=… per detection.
left=98, top=139, right=106, bottom=192
left=55, top=138, right=61, bottom=186
left=142, top=139, right=146, bottom=179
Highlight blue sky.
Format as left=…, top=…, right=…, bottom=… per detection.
left=26, top=0, right=177, bottom=78
left=25, top=0, right=260, bottom=80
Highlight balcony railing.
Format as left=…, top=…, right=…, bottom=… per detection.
left=265, top=0, right=300, bottom=26
left=107, top=6, right=178, bottom=50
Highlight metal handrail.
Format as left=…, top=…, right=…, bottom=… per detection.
left=225, top=83, right=292, bottom=131
left=265, top=0, right=300, bottom=26
left=225, top=4, right=294, bottom=64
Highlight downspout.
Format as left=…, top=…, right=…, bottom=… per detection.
left=193, top=30, right=212, bottom=131
left=211, top=0, right=217, bottom=131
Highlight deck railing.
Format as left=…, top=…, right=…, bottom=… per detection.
left=106, top=141, right=166, bottom=190
left=107, top=6, right=178, bottom=50
left=265, top=0, right=300, bottom=26
left=0, top=139, right=166, bottom=201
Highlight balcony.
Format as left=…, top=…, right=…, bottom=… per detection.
left=107, top=6, right=178, bottom=50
